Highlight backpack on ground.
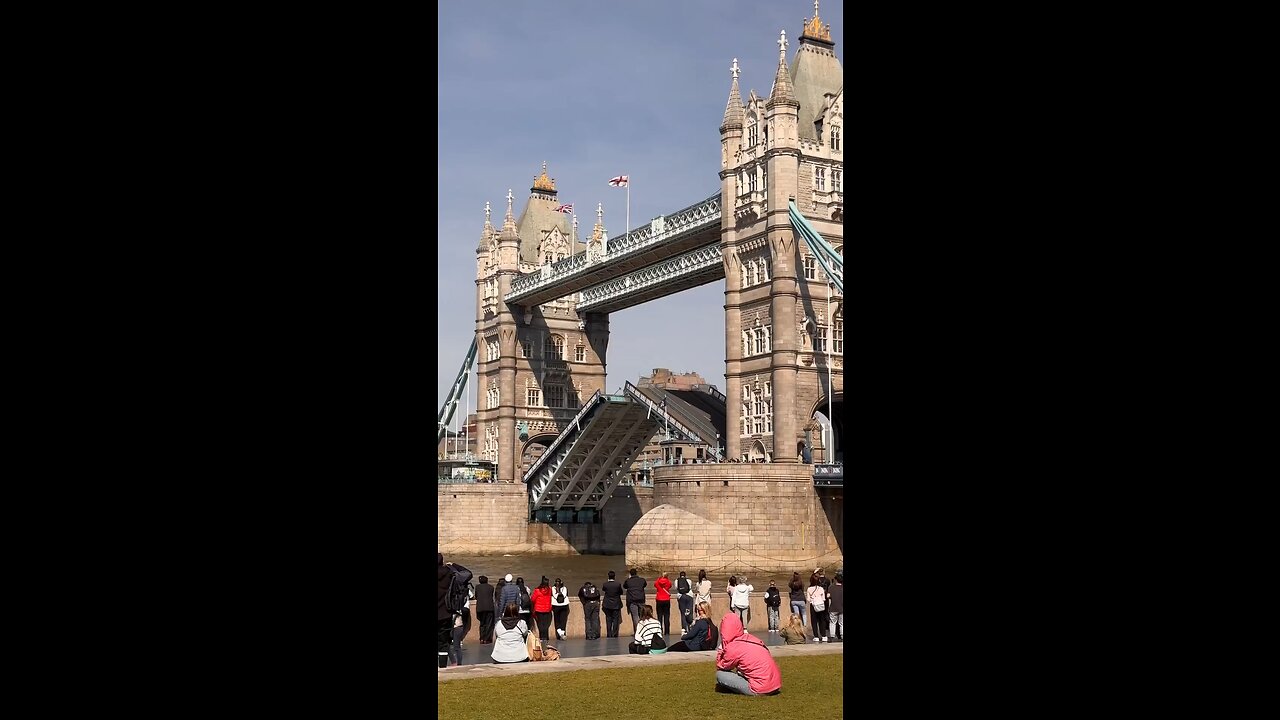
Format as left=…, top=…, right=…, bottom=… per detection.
left=445, top=562, right=473, bottom=614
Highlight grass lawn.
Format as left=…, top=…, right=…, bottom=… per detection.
left=438, top=654, right=843, bottom=718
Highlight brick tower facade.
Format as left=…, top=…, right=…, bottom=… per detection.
left=720, top=12, right=844, bottom=462
left=474, top=165, right=610, bottom=483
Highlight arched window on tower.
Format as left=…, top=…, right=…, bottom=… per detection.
left=747, top=117, right=758, bottom=148
left=547, top=335, right=564, bottom=360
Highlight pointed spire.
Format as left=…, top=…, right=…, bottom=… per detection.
left=721, top=58, right=745, bottom=131
left=802, top=0, right=833, bottom=44
left=767, top=29, right=798, bottom=108
left=501, top=189, right=519, bottom=239
left=477, top=200, right=494, bottom=252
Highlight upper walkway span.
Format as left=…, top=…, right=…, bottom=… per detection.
left=504, top=192, right=723, bottom=309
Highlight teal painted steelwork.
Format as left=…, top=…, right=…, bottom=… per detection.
left=437, top=337, right=477, bottom=444
left=788, top=200, right=843, bottom=294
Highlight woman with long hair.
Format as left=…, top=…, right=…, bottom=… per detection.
left=668, top=601, right=717, bottom=652
left=779, top=612, right=807, bottom=644
left=693, top=569, right=712, bottom=610
left=807, top=572, right=829, bottom=642
left=550, top=578, right=571, bottom=641
left=628, top=604, right=663, bottom=654
left=788, top=571, right=806, bottom=625
left=531, top=576, right=553, bottom=642
left=490, top=602, right=531, bottom=664
left=653, top=571, right=673, bottom=636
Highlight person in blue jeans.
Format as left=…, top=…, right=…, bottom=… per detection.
left=787, top=571, right=806, bottom=625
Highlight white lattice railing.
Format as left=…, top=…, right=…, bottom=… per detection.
left=576, top=243, right=723, bottom=311
left=506, top=192, right=722, bottom=301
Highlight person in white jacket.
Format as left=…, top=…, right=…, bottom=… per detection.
left=550, top=578, right=571, bottom=641
left=807, top=572, right=829, bottom=642
left=728, top=575, right=753, bottom=628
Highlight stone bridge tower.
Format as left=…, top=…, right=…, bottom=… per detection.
left=474, top=164, right=611, bottom=484
left=719, top=9, right=844, bottom=464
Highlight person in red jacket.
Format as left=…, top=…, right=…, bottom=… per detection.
left=653, top=571, right=674, bottom=636
left=715, top=613, right=782, bottom=695
left=531, top=576, right=554, bottom=642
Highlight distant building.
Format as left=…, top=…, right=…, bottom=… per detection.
left=625, top=369, right=725, bottom=485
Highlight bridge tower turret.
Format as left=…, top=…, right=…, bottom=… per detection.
left=490, top=190, right=522, bottom=484
left=719, top=58, right=746, bottom=461
left=764, top=29, right=803, bottom=463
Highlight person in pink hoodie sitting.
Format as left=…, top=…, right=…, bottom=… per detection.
left=714, top=613, right=782, bottom=695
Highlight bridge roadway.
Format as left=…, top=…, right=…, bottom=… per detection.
left=504, top=192, right=724, bottom=312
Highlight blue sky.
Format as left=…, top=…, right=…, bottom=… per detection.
left=437, top=0, right=844, bottom=413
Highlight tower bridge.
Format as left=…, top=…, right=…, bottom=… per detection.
left=441, top=2, right=844, bottom=563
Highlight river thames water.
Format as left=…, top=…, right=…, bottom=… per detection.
left=440, top=553, right=842, bottom=597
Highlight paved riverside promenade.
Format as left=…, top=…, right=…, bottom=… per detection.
left=438, top=635, right=843, bottom=682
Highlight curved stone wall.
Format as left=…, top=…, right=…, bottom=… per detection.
left=625, top=463, right=842, bottom=574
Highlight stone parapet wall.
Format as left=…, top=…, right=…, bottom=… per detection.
left=624, top=464, right=842, bottom=574
left=438, top=484, right=654, bottom=556
left=454, top=591, right=809, bottom=644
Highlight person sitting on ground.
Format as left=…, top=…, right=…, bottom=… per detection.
left=491, top=602, right=531, bottom=664
left=714, top=613, right=782, bottom=696
left=779, top=612, right=807, bottom=645
left=669, top=601, right=717, bottom=652
left=628, top=604, right=663, bottom=654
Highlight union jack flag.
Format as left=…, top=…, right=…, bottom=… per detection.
left=555, top=204, right=574, bottom=214
left=607, top=175, right=629, bottom=187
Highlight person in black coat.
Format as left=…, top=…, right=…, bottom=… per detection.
left=622, top=568, right=647, bottom=634
left=764, top=580, right=783, bottom=633
left=474, top=575, right=497, bottom=643
left=437, top=553, right=454, bottom=663
left=601, top=570, right=625, bottom=638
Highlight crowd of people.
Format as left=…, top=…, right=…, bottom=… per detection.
left=439, top=553, right=843, bottom=693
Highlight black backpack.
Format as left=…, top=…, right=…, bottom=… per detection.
left=518, top=587, right=531, bottom=611
left=445, top=562, right=473, bottom=613
left=677, top=577, right=690, bottom=595
left=555, top=587, right=567, bottom=604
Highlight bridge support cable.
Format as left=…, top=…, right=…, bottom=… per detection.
left=788, top=200, right=843, bottom=294
left=437, top=338, right=478, bottom=444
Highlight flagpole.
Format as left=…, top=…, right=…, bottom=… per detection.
left=626, top=182, right=630, bottom=240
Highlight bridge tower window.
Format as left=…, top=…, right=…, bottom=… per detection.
left=747, top=167, right=758, bottom=193
left=487, top=386, right=499, bottom=409
left=833, top=309, right=843, bottom=354
left=575, top=345, right=586, bottom=362
left=804, top=257, right=817, bottom=280
left=831, top=126, right=841, bottom=151
left=815, top=166, right=826, bottom=192
left=833, top=169, right=842, bottom=193
left=546, top=384, right=564, bottom=408
left=521, top=340, right=532, bottom=358
left=747, top=119, right=758, bottom=148
left=547, top=335, right=564, bottom=360
left=527, top=386, right=541, bottom=407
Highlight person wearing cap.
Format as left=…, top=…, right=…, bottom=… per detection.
left=498, top=572, right=520, bottom=612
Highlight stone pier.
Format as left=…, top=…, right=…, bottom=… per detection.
left=624, top=463, right=842, bottom=575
